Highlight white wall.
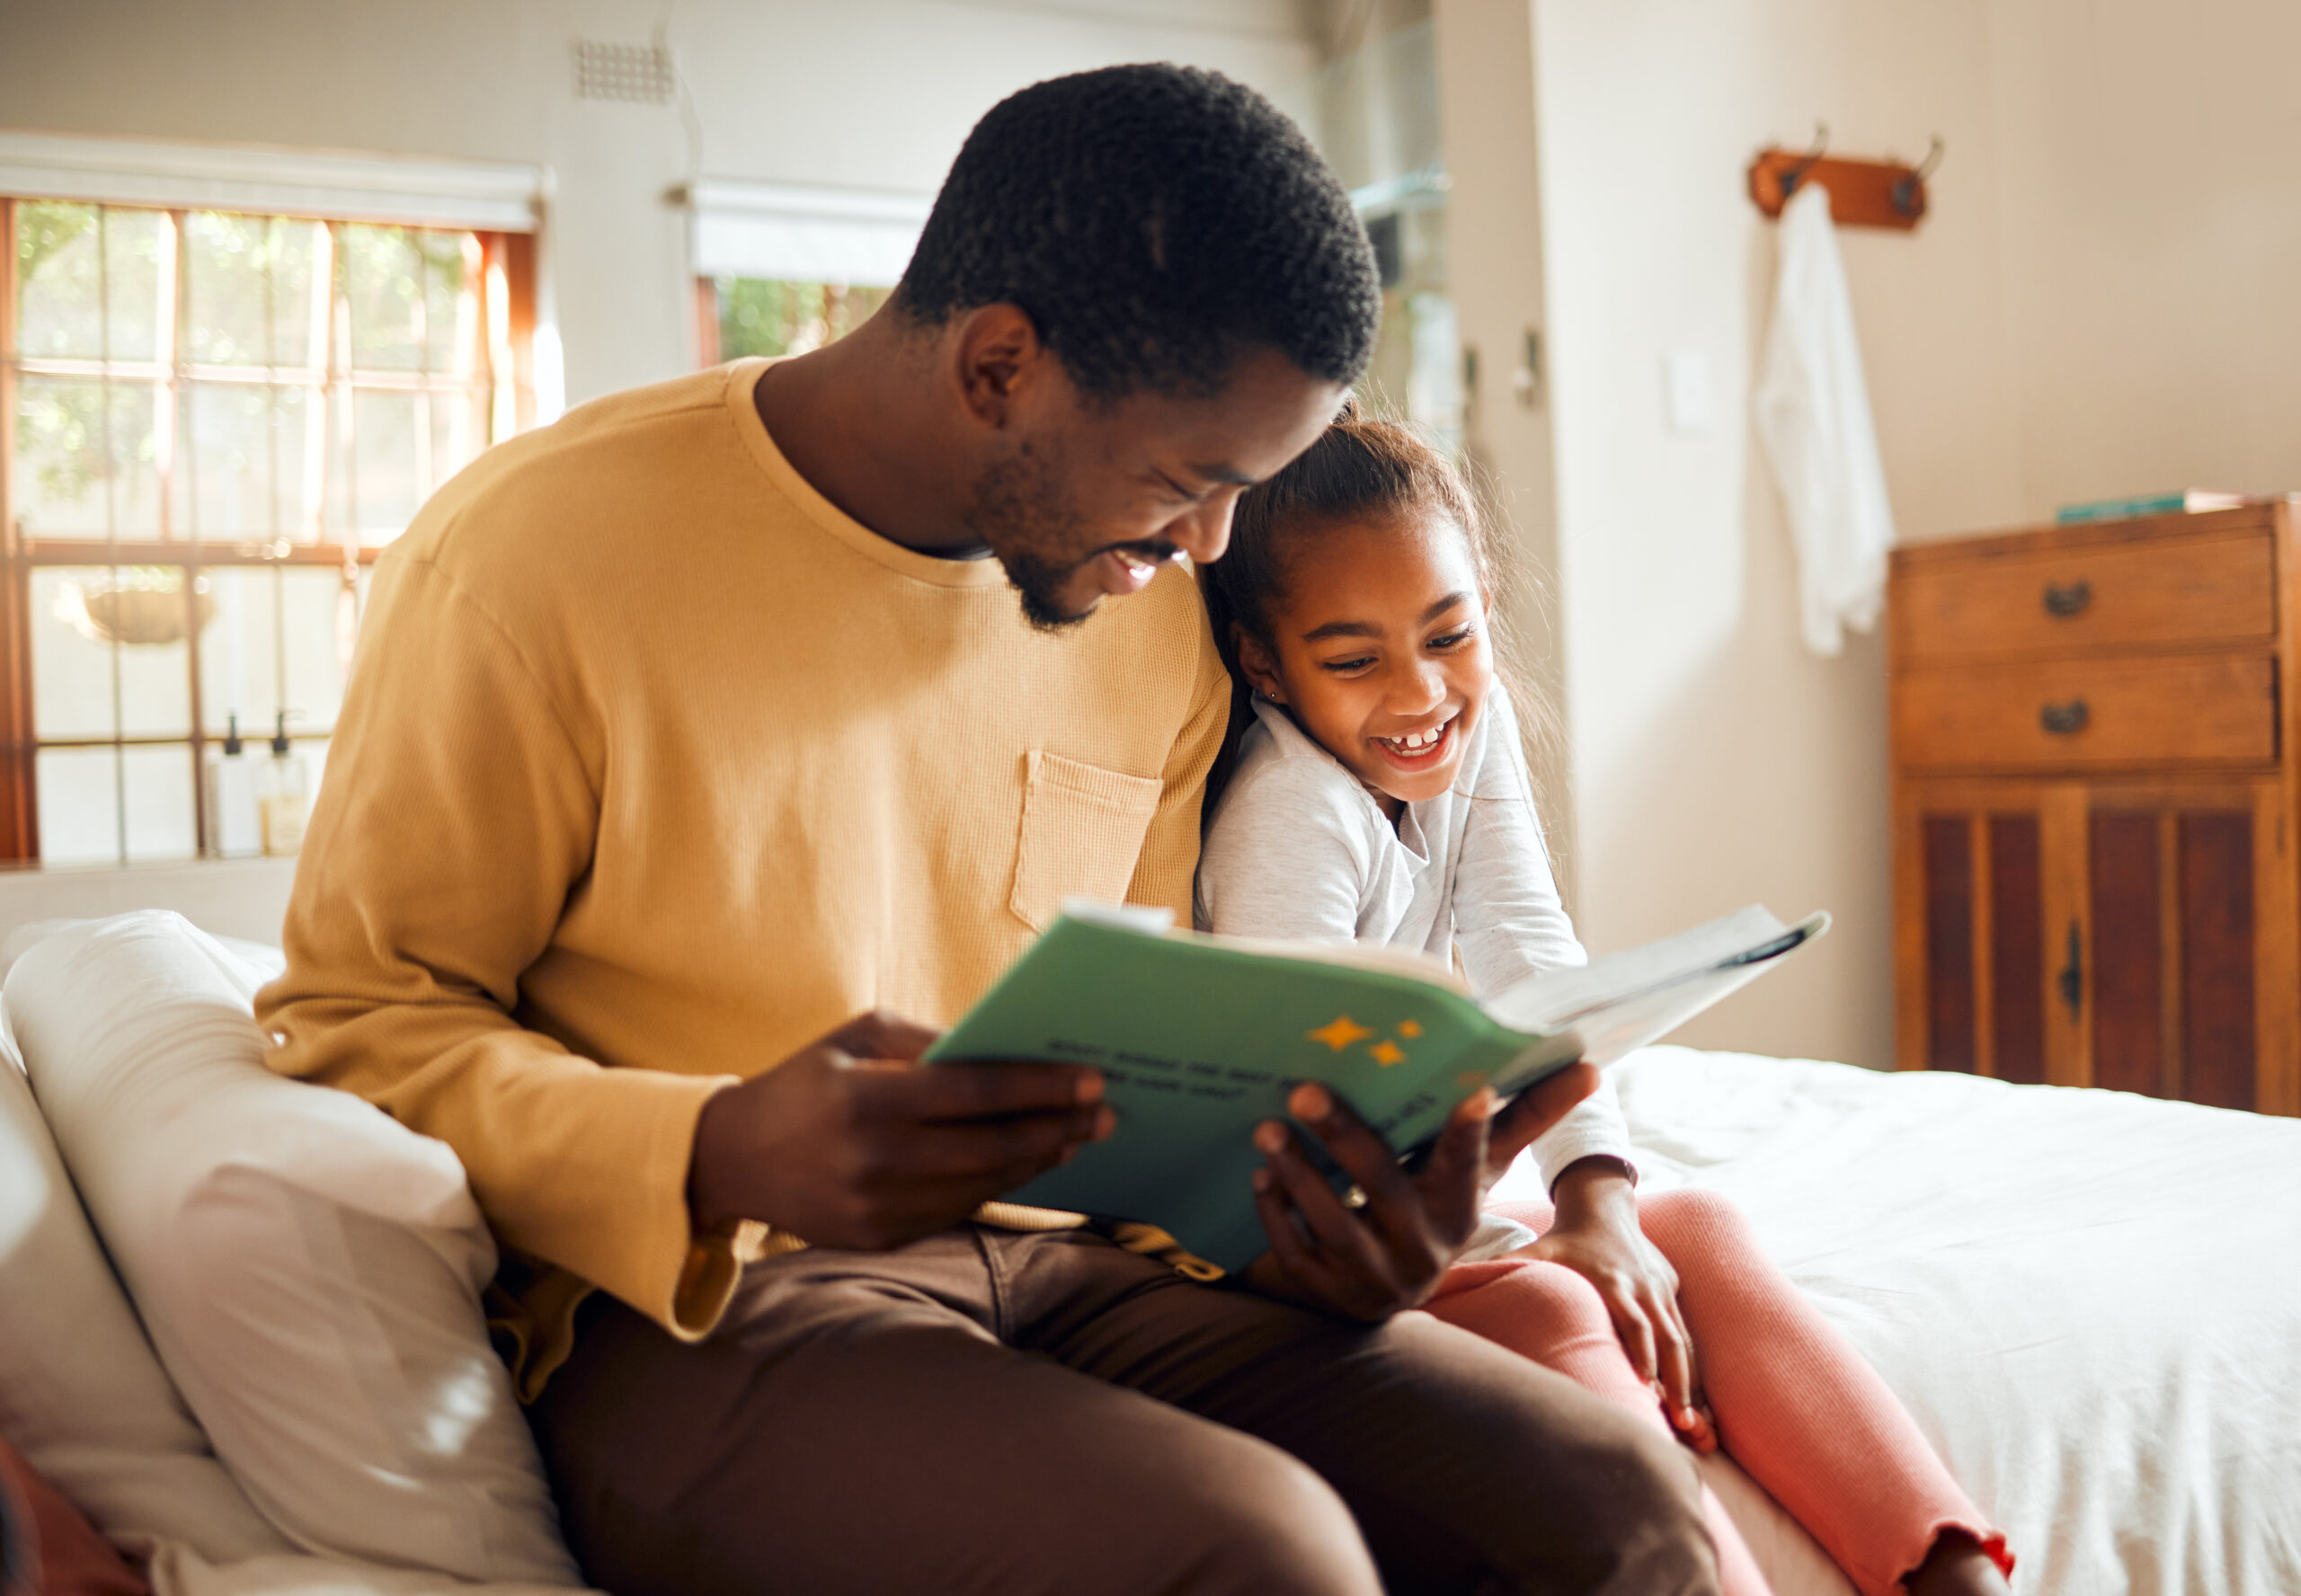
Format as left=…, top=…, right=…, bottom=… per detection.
left=1501, top=0, right=2301, bottom=1068
left=1523, top=0, right=2017, bottom=1067
left=0, top=0, right=1319, bottom=407
left=1983, top=0, right=2301, bottom=518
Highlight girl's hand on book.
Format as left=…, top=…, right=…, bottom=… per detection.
left=686, top=1008, right=1114, bottom=1251
left=1240, top=1065, right=1598, bottom=1320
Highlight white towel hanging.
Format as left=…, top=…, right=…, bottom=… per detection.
left=1753, top=182, right=1897, bottom=657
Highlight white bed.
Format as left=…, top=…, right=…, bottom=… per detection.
left=4, top=913, right=2298, bottom=1595
left=1515, top=1046, right=2301, bottom=1595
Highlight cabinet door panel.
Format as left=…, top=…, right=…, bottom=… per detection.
left=2089, top=812, right=2165, bottom=1095
left=2180, top=811, right=2257, bottom=1110
left=1922, top=816, right=1977, bottom=1072
left=1987, top=814, right=2047, bottom=1084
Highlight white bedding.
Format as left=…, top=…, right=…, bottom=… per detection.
left=1489, top=1047, right=2301, bottom=1595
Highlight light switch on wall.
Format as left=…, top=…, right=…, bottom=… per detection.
left=1662, top=349, right=1714, bottom=434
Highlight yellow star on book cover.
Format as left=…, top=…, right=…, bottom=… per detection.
left=1307, top=1015, right=1373, bottom=1052
left=1368, top=1041, right=1406, bottom=1067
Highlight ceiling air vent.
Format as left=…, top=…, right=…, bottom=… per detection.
left=573, top=40, right=676, bottom=104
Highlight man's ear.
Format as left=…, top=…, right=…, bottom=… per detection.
left=951, top=303, right=1048, bottom=431
left=1234, top=627, right=1287, bottom=705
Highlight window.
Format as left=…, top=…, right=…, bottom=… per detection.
left=686, top=178, right=922, bottom=368
left=2, top=196, right=536, bottom=865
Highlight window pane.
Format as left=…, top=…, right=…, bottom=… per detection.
left=351, top=388, right=420, bottom=542
left=199, top=566, right=281, bottom=736
left=183, top=212, right=271, bottom=368
left=279, top=567, right=352, bottom=731
left=31, top=567, right=193, bottom=739
left=35, top=747, right=120, bottom=865
left=289, top=377, right=328, bottom=542
left=31, top=567, right=119, bottom=739
left=109, top=382, right=166, bottom=536
left=323, top=384, right=353, bottom=539
left=13, top=378, right=165, bottom=539
left=274, top=220, right=324, bottom=373
left=120, top=585, right=194, bottom=734
left=176, top=382, right=307, bottom=541
left=421, top=230, right=477, bottom=375
left=303, top=735, right=332, bottom=819
left=342, top=225, right=422, bottom=372
left=430, top=385, right=488, bottom=494
left=123, top=743, right=197, bottom=863
left=13, top=377, right=108, bottom=535
left=15, top=201, right=102, bottom=359
left=101, top=208, right=168, bottom=366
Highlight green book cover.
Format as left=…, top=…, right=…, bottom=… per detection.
left=926, top=904, right=1825, bottom=1272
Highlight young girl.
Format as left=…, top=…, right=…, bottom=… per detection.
left=1195, top=404, right=2014, bottom=1596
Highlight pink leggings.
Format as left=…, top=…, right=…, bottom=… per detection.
left=1426, top=1188, right=2012, bottom=1596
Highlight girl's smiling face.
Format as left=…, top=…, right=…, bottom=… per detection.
left=1234, top=510, right=1492, bottom=816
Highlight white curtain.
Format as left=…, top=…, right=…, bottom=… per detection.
left=689, top=180, right=929, bottom=287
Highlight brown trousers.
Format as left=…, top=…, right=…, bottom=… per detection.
left=528, top=1226, right=1718, bottom=1596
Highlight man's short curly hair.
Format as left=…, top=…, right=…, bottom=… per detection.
left=896, top=64, right=1380, bottom=402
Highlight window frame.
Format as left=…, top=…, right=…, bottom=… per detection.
left=2, top=182, right=541, bottom=866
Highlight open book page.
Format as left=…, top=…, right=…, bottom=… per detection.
left=1482, top=907, right=1828, bottom=1052
left=1064, top=897, right=1471, bottom=994
left=1178, top=930, right=1470, bottom=992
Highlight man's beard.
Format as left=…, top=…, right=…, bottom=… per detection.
left=963, top=444, right=1096, bottom=634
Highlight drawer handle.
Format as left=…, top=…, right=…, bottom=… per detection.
left=2039, top=699, right=2090, bottom=735
left=2042, top=581, right=2092, bottom=617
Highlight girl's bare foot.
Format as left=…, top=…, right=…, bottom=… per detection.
left=1905, top=1530, right=2012, bottom=1596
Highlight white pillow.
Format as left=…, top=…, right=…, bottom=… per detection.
left=0, top=1028, right=287, bottom=1562
left=5, top=912, right=580, bottom=1587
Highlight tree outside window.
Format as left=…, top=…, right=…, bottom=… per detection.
left=697, top=277, right=891, bottom=365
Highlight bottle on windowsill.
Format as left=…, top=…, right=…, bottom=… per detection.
left=203, top=714, right=261, bottom=859
left=257, top=713, right=309, bottom=857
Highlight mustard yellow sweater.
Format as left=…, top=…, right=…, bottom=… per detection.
left=258, top=361, right=1228, bottom=1394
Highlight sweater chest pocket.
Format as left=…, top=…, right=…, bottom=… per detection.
left=1008, top=750, right=1164, bottom=932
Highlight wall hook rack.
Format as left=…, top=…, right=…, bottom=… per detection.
left=1748, top=127, right=1942, bottom=230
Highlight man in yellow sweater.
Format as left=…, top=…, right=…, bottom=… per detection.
left=261, top=66, right=1716, bottom=1596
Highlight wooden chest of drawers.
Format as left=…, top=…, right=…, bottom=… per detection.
left=1888, top=502, right=2300, bottom=1114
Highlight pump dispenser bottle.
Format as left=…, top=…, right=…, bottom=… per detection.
left=257, top=712, right=310, bottom=856
left=203, top=714, right=260, bottom=857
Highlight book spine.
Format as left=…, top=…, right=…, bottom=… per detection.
left=2054, top=493, right=2198, bottom=525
